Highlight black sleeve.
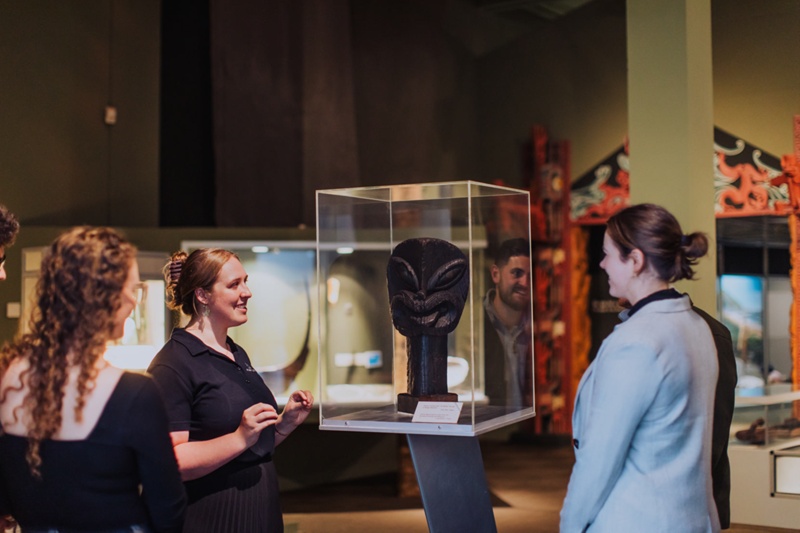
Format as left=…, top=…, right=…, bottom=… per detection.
left=148, top=351, right=195, bottom=433
left=124, top=374, right=187, bottom=533
left=0, top=478, right=9, bottom=516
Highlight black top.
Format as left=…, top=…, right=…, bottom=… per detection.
left=0, top=372, right=186, bottom=532
left=147, top=328, right=277, bottom=467
left=693, top=305, right=737, bottom=529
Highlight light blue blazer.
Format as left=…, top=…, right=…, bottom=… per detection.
left=560, top=295, right=720, bottom=533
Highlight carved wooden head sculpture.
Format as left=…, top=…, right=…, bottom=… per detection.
left=387, top=237, right=469, bottom=337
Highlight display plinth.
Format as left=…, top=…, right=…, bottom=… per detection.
left=407, top=434, right=497, bottom=533
left=404, top=334, right=450, bottom=397
left=316, top=181, right=535, bottom=437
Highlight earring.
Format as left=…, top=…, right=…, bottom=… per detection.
left=202, top=304, right=210, bottom=317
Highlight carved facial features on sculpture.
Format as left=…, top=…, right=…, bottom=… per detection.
left=387, top=237, right=469, bottom=337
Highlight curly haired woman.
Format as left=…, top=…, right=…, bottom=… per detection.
left=0, top=227, right=186, bottom=533
left=0, top=203, right=20, bottom=281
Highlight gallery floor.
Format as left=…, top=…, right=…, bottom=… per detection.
left=281, top=438, right=797, bottom=533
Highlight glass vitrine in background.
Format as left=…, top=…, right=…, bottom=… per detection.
left=104, top=252, right=168, bottom=370
left=21, top=248, right=168, bottom=371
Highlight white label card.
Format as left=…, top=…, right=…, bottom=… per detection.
left=412, top=401, right=463, bottom=424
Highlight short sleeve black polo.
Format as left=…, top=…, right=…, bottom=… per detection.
left=148, top=328, right=277, bottom=460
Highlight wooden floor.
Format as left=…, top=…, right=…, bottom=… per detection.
left=282, top=439, right=799, bottom=533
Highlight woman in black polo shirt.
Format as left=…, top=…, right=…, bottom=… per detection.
left=148, top=248, right=313, bottom=533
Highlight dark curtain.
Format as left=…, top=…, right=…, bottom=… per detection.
left=160, top=0, right=215, bottom=226
left=163, top=0, right=481, bottom=227
left=209, top=0, right=359, bottom=227
left=209, top=0, right=304, bottom=226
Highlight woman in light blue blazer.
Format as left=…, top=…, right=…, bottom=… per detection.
left=560, top=204, right=720, bottom=533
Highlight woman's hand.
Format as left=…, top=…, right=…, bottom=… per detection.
left=274, top=390, right=314, bottom=440
left=168, top=402, right=284, bottom=481
left=236, top=402, right=279, bottom=448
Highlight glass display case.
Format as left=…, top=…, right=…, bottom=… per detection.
left=729, top=388, right=800, bottom=528
left=316, top=181, right=535, bottom=436
left=717, top=273, right=795, bottom=394
left=104, top=252, right=168, bottom=370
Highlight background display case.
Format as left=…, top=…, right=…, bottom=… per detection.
left=729, top=389, right=800, bottom=528
left=104, top=252, right=168, bottom=370
left=20, top=248, right=168, bottom=371
left=317, top=181, right=535, bottom=437
left=730, top=389, right=800, bottom=448
left=718, top=272, right=793, bottom=394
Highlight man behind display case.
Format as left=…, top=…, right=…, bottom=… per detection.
left=484, top=238, right=532, bottom=408
left=0, top=203, right=20, bottom=282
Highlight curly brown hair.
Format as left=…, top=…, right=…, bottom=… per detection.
left=0, top=226, right=136, bottom=476
left=0, top=203, right=20, bottom=248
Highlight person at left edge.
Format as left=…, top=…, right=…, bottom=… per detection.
left=0, top=203, right=20, bottom=281
left=148, top=248, right=314, bottom=533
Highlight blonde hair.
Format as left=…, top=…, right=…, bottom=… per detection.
left=0, top=226, right=136, bottom=476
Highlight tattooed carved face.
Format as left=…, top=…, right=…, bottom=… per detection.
left=387, top=238, right=469, bottom=337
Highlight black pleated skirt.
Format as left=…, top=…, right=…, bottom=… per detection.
left=182, top=459, right=283, bottom=533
